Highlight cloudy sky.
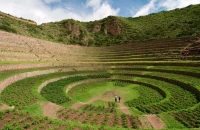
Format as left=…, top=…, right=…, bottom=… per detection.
left=0, top=0, right=200, bottom=24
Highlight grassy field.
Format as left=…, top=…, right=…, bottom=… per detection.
left=68, top=81, right=139, bottom=102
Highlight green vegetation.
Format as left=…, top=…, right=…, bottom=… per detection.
left=0, top=8, right=200, bottom=129
left=0, top=72, right=72, bottom=109
left=0, top=110, right=128, bottom=130
left=112, top=74, right=198, bottom=113
left=1, top=4, right=200, bottom=46
left=41, top=74, right=110, bottom=104
left=173, top=106, right=200, bottom=128
left=125, top=84, right=164, bottom=107
left=68, top=81, right=139, bottom=102
left=159, top=114, right=186, bottom=129
left=23, top=104, right=43, bottom=117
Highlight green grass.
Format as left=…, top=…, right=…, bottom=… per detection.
left=22, top=103, right=43, bottom=117
left=159, top=114, right=186, bottom=129
left=125, top=83, right=164, bottom=107
left=69, top=81, right=139, bottom=103
left=91, top=100, right=108, bottom=107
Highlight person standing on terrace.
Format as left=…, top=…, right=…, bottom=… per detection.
left=115, top=95, right=118, bottom=102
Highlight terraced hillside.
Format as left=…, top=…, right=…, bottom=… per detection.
left=0, top=30, right=200, bottom=130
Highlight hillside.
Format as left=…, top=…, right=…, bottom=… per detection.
left=0, top=30, right=200, bottom=129
left=0, top=4, right=200, bottom=46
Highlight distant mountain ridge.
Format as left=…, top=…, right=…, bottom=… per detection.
left=0, top=4, right=200, bottom=46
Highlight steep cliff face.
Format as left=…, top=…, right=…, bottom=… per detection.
left=64, top=21, right=80, bottom=36
left=93, top=24, right=101, bottom=33
left=92, top=16, right=121, bottom=35
left=104, top=19, right=121, bottom=35
left=63, top=20, right=91, bottom=46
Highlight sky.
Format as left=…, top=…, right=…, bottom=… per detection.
left=0, top=0, right=200, bottom=24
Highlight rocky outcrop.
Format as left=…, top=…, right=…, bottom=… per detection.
left=93, top=17, right=121, bottom=35
left=104, top=20, right=121, bottom=35
left=64, top=21, right=81, bottom=36
left=93, top=24, right=101, bottom=33
left=181, top=38, right=200, bottom=56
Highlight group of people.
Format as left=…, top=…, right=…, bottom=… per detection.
left=115, top=95, right=121, bottom=102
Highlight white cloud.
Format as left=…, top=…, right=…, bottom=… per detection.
left=0, top=0, right=119, bottom=24
left=43, top=0, right=61, bottom=4
left=86, top=0, right=102, bottom=10
left=133, top=0, right=157, bottom=17
left=159, top=0, right=200, bottom=10
left=84, top=0, right=120, bottom=21
left=133, top=0, right=200, bottom=17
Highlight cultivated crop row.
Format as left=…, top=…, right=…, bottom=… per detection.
left=57, top=108, right=139, bottom=129
left=111, top=76, right=198, bottom=113
left=41, top=74, right=111, bottom=104
left=80, top=102, right=117, bottom=114
left=173, top=105, right=200, bottom=128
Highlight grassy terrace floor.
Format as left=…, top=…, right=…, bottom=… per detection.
left=0, top=31, right=199, bottom=129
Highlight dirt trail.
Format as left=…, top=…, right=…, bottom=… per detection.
left=118, top=100, right=131, bottom=115
left=0, top=104, right=14, bottom=111
left=147, top=114, right=165, bottom=129
left=0, top=68, right=72, bottom=93
left=42, top=102, right=63, bottom=118
left=70, top=90, right=131, bottom=115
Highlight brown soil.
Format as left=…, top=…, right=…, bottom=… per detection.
left=118, top=100, right=131, bottom=115
left=106, top=114, right=115, bottom=126
left=126, top=115, right=134, bottom=128
left=95, top=114, right=106, bottom=125
left=87, top=113, right=97, bottom=124
left=0, top=104, right=14, bottom=111
left=43, top=102, right=63, bottom=119
left=75, top=112, right=89, bottom=123
left=147, top=114, right=165, bottom=129
left=67, top=111, right=80, bottom=121
left=117, top=115, right=123, bottom=127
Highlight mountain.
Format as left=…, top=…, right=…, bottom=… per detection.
left=0, top=4, right=200, bottom=46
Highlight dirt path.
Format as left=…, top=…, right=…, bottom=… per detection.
left=118, top=100, right=131, bottom=115
left=0, top=104, right=14, bottom=111
left=147, top=114, right=165, bottom=129
left=0, top=68, right=72, bottom=93
left=42, top=102, right=63, bottom=118
left=70, top=90, right=131, bottom=115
